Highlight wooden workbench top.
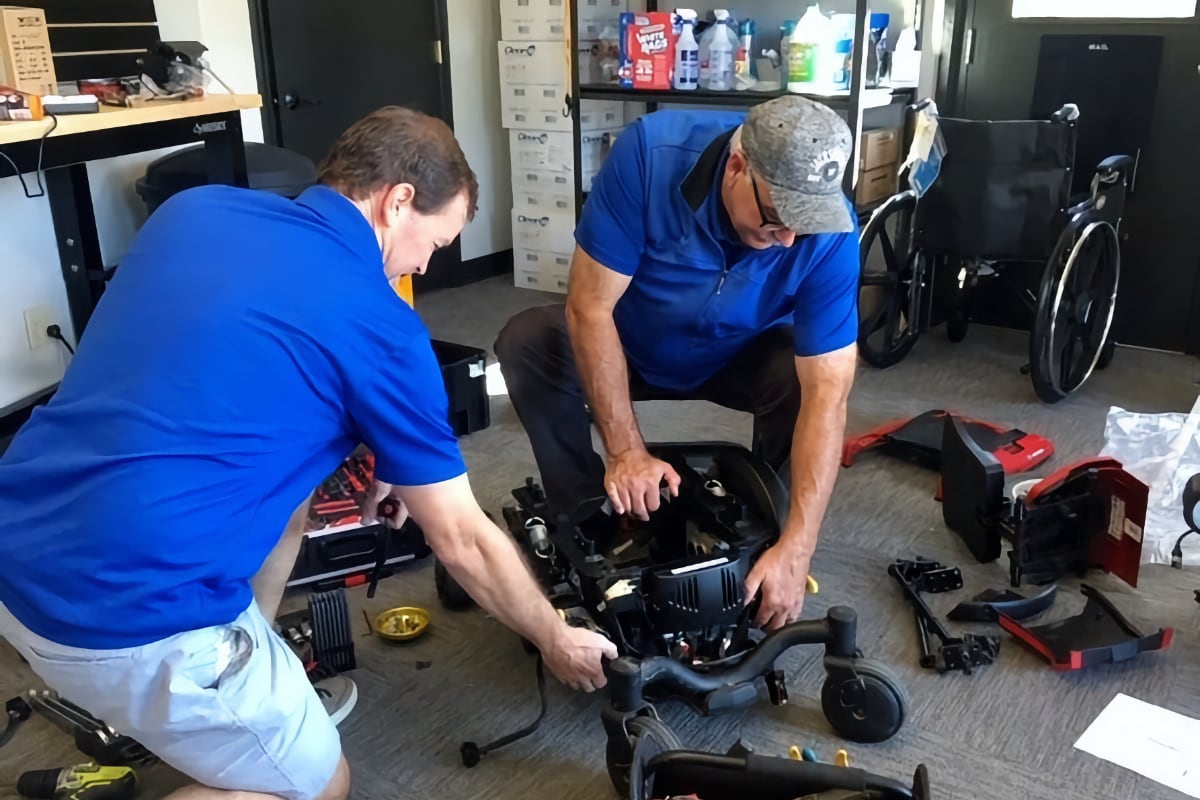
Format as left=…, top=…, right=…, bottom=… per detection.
left=0, top=93, right=263, bottom=146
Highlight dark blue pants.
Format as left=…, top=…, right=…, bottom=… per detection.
left=494, top=304, right=800, bottom=515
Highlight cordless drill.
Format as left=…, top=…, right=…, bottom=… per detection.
left=16, top=763, right=136, bottom=800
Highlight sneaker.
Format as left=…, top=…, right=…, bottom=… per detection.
left=314, top=674, right=358, bottom=726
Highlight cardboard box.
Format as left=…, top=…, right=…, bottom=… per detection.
left=510, top=129, right=575, bottom=174
left=578, top=0, right=627, bottom=39
left=509, top=126, right=621, bottom=182
left=499, top=0, right=566, bottom=41
left=856, top=163, right=898, bottom=208
left=0, top=6, right=55, bottom=96
left=860, top=128, right=901, bottom=173
left=512, top=167, right=574, bottom=205
left=514, top=247, right=572, bottom=294
left=500, top=82, right=569, bottom=130
left=499, top=40, right=567, bottom=86
left=501, top=88, right=623, bottom=132
left=512, top=209, right=576, bottom=255
left=513, top=186, right=575, bottom=215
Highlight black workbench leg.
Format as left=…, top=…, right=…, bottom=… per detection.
left=45, top=164, right=105, bottom=341
left=201, top=111, right=249, bottom=187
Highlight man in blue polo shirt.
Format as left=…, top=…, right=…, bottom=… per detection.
left=496, top=96, right=859, bottom=633
left=0, top=107, right=615, bottom=800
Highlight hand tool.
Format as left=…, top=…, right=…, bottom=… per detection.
left=25, top=691, right=157, bottom=766
left=366, top=497, right=402, bottom=599
left=16, top=763, right=136, bottom=800
left=1, top=696, right=32, bottom=749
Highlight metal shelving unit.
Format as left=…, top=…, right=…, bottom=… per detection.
left=567, top=0, right=884, bottom=219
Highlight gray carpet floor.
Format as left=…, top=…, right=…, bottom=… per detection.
left=2, top=274, right=1199, bottom=800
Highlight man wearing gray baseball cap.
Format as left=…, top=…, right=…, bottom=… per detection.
left=496, top=95, right=859, bottom=631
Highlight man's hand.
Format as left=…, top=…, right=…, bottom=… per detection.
left=538, top=625, right=619, bottom=692
left=744, top=543, right=813, bottom=630
left=605, top=448, right=681, bottom=520
left=361, top=480, right=410, bottom=528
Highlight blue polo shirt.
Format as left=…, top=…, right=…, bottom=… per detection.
left=575, top=109, right=860, bottom=392
left=0, top=184, right=466, bottom=650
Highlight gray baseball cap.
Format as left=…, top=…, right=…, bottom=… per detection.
left=741, top=95, right=854, bottom=235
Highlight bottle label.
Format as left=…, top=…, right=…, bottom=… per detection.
left=788, top=43, right=816, bottom=83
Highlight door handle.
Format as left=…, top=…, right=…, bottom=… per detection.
left=283, top=93, right=322, bottom=111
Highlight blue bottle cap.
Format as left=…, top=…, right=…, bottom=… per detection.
left=835, top=38, right=852, bottom=54
left=870, top=12, right=890, bottom=29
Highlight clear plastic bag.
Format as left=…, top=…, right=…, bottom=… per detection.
left=1097, top=395, right=1200, bottom=566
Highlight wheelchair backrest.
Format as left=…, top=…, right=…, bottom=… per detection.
left=915, top=115, right=1076, bottom=262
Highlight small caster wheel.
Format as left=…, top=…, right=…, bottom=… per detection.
left=434, top=559, right=474, bottom=611
left=605, top=715, right=683, bottom=799
left=820, top=659, right=909, bottom=744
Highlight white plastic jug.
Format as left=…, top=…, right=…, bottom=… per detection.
left=787, top=4, right=832, bottom=92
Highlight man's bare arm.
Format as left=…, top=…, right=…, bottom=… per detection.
left=782, top=343, right=858, bottom=554
left=564, top=246, right=638, bottom=455
left=396, top=474, right=617, bottom=689
left=564, top=247, right=682, bottom=518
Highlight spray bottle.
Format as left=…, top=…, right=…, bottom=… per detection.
left=705, top=9, right=735, bottom=91
left=672, top=9, right=700, bottom=90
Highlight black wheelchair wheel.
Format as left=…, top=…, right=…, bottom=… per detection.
left=606, top=715, right=684, bottom=798
left=434, top=559, right=474, bottom=611
left=858, top=192, right=922, bottom=368
left=1097, top=336, right=1117, bottom=369
left=820, top=659, right=909, bottom=744
left=1029, top=217, right=1120, bottom=403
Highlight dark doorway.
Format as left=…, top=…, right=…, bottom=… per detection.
left=940, top=3, right=1200, bottom=353
left=248, top=0, right=462, bottom=293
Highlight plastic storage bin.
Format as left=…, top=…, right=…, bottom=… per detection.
left=135, top=142, right=318, bottom=214
left=432, top=340, right=490, bottom=436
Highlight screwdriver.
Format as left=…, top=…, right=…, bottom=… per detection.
left=17, top=763, right=136, bottom=800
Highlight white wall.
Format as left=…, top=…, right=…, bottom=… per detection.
left=447, top=0, right=512, bottom=261
left=0, top=0, right=263, bottom=411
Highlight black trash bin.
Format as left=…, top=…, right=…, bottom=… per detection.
left=135, top=142, right=318, bottom=215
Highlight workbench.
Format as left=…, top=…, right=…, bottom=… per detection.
left=0, top=93, right=262, bottom=339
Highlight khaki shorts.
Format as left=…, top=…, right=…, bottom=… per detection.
left=0, top=600, right=341, bottom=800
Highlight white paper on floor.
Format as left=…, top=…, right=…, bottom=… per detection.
left=1074, top=693, right=1200, bottom=798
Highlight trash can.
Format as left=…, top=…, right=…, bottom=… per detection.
left=135, top=142, right=318, bottom=215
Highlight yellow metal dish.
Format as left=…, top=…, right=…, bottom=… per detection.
left=374, top=607, right=430, bottom=641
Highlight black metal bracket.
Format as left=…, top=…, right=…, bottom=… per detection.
left=888, top=558, right=1000, bottom=675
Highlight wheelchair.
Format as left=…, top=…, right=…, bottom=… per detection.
left=857, top=100, right=1134, bottom=403
left=436, top=443, right=908, bottom=796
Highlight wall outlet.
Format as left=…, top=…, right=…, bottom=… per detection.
left=23, top=305, right=57, bottom=350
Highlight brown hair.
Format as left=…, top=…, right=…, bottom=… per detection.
left=318, top=106, right=478, bottom=221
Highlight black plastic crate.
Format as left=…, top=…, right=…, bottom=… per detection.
left=431, top=339, right=490, bottom=436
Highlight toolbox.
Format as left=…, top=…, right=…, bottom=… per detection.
left=287, top=518, right=431, bottom=589
left=432, top=339, right=490, bottom=437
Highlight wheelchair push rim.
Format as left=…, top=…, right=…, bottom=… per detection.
left=858, top=191, right=921, bottom=368
left=1029, top=216, right=1120, bottom=403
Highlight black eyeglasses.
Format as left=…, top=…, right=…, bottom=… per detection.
left=749, top=172, right=786, bottom=230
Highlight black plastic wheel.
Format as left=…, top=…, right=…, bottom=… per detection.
left=1029, top=216, right=1120, bottom=403
left=820, top=659, right=910, bottom=744
left=1096, top=336, right=1116, bottom=369
left=858, top=192, right=923, bottom=368
left=434, top=559, right=474, bottom=611
left=606, top=715, right=684, bottom=799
